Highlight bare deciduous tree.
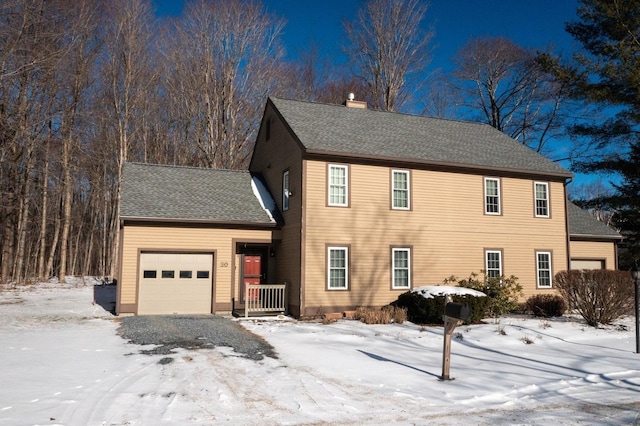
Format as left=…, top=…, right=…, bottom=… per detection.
left=315, top=74, right=371, bottom=106
left=344, top=0, right=433, bottom=112
left=421, top=70, right=461, bottom=119
left=163, top=0, right=285, bottom=169
left=0, top=0, right=70, bottom=283
left=275, top=44, right=331, bottom=102
left=569, top=179, right=616, bottom=227
left=0, top=0, right=333, bottom=284
left=99, top=0, right=156, bottom=279
left=451, top=37, right=568, bottom=155
left=55, top=0, right=100, bottom=283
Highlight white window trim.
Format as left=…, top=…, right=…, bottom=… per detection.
left=282, top=170, right=290, bottom=211
left=484, top=177, right=501, bottom=215
left=391, top=169, right=410, bottom=210
left=485, top=250, right=503, bottom=278
left=392, top=247, right=411, bottom=289
left=536, top=251, right=553, bottom=288
left=534, top=182, right=550, bottom=218
left=328, top=164, right=348, bottom=207
left=327, top=246, right=349, bottom=290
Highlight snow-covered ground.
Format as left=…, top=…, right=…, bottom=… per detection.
left=1, top=280, right=639, bottom=425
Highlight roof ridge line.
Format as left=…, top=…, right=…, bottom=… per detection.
left=268, top=96, right=499, bottom=127
left=125, top=162, right=250, bottom=173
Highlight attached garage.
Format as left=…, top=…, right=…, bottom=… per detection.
left=138, top=252, right=214, bottom=315
left=567, top=203, right=621, bottom=272
left=117, top=163, right=280, bottom=316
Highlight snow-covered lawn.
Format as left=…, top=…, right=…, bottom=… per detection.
left=1, top=281, right=639, bottom=425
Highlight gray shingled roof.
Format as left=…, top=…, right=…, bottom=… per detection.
left=270, top=97, right=572, bottom=178
left=567, top=202, right=622, bottom=240
left=120, top=163, right=276, bottom=225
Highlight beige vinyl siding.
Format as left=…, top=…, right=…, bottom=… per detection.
left=301, top=161, right=568, bottom=313
left=570, top=240, right=616, bottom=270
left=119, top=225, right=272, bottom=313
left=250, top=105, right=304, bottom=315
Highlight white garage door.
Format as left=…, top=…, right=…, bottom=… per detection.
left=138, top=252, right=213, bottom=315
left=570, top=259, right=605, bottom=270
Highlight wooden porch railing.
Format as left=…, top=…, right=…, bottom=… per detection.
left=244, top=283, right=287, bottom=318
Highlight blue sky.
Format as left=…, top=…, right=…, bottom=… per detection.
left=152, top=0, right=599, bottom=189
left=153, top=0, right=581, bottom=74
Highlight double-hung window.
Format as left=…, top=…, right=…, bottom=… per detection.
left=282, top=170, right=290, bottom=211
left=485, top=250, right=503, bottom=278
left=392, top=248, right=411, bottom=289
left=484, top=177, right=501, bottom=215
left=392, top=170, right=410, bottom=210
left=534, top=182, right=549, bottom=217
left=327, top=246, right=349, bottom=290
left=328, top=164, right=348, bottom=207
left=265, top=117, right=272, bottom=141
left=536, top=251, right=552, bottom=288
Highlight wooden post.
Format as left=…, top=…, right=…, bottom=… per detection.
left=441, top=316, right=462, bottom=380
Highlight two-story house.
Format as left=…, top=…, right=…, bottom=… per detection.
left=116, top=97, right=620, bottom=317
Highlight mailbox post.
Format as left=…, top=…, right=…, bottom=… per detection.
left=441, top=301, right=469, bottom=381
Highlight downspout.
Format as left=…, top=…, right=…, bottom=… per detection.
left=115, top=218, right=125, bottom=315
left=299, top=159, right=307, bottom=318
left=564, top=177, right=573, bottom=272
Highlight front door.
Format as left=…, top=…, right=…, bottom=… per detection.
left=243, top=254, right=262, bottom=302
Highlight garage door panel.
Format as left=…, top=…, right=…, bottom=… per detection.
left=570, top=259, right=605, bottom=270
left=139, top=253, right=213, bottom=315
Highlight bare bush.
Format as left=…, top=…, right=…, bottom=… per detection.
left=555, top=270, right=634, bottom=327
left=355, top=306, right=407, bottom=325
left=525, top=294, right=567, bottom=317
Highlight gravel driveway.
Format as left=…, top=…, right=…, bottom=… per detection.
left=117, top=315, right=276, bottom=360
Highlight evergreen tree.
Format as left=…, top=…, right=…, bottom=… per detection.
left=539, top=0, right=640, bottom=267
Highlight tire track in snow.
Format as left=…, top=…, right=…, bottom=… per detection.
left=170, top=347, right=423, bottom=425
left=63, top=355, right=164, bottom=424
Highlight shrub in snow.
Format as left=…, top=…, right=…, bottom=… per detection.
left=355, top=306, right=407, bottom=324
left=391, top=287, right=489, bottom=325
left=525, top=294, right=566, bottom=317
left=445, top=272, right=523, bottom=318
left=521, top=335, right=535, bottom=344
left=554, top=270, right=634, bottom=327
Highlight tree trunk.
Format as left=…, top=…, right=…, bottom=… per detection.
left=37, top=137, right=50, bottom=279
left=58, top=126, right=72, bottom=283
left=45, top=196, right=61, bottom=280
left=1, top=214, right=15, bottom=284
left=13, top=139, right=36, bottom=283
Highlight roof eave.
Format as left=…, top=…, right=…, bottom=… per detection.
left=120, top=216, right=278, bottom=228
left=570, top=233, right=623, bottom=242
left=304, top=150, right=573, bottom=181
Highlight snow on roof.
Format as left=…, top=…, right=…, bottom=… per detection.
left=251, top=176, right=277, bottom=223
left=412, top=285, right=486, bottom=299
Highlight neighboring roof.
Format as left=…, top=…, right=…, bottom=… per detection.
left=567, top=202, right=622, bottom=240
left=269, top=97, right=572, bottom=179
left=120, top=163, right=277, bottom=226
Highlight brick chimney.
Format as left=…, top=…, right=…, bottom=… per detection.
left=345, top=93, right=367, bottom=109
